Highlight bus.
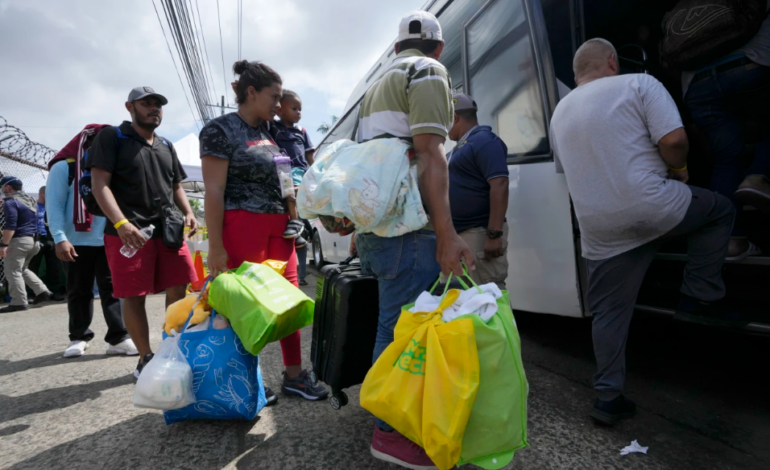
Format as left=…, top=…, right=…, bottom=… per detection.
left=309, top=0, right=770, bottom=333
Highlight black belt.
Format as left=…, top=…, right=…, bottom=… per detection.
left=692, top=57, right=754, bottom=83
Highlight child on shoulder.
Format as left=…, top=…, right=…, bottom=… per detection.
left=272, top=90, right=315, bottom=250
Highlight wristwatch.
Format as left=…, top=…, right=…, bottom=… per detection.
left=486, top=228, right=503, bottom=239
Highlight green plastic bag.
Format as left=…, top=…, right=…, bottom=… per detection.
left=456, top=281, right=529, bottom=469
left=208, top=262, right=314, bottom=355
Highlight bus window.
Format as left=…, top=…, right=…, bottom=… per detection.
left=435, top=0, right=485, bottom=93
left=465, top=0, right=550, bottom=161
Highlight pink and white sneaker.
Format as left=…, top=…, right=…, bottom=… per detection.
left=370, top=425, right=437, bottom=470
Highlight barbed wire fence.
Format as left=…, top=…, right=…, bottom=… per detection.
left=0, top=116, right=55, bottom=294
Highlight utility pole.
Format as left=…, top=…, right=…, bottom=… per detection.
left=206, top=95, right=237, bottom=117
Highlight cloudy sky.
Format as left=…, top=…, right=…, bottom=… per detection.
left=0, top=0, right=425, bottom=154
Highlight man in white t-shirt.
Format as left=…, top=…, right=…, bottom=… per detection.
left=551, top=38, right=737, bottom=425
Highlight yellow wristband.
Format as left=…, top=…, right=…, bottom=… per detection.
left=114, top=219, right=129, bottom=230
left=668, top=165, right=687, bottom=172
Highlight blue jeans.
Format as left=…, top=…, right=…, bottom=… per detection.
left=356, top=230, right=441, bottom=431
left=685, top=62, right=770, bottom=235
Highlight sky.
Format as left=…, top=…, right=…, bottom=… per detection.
left=0, top=0, right=426, bottom=155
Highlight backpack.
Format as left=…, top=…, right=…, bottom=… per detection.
left=659, top=0, right=768, bottom=70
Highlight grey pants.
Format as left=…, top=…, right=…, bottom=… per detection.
left=5, top=236, right=48, bottom=306
left=587, top=186, right=735, bottom=401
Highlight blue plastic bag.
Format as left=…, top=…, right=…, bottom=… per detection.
left=162, top=296, right=267, bottom=425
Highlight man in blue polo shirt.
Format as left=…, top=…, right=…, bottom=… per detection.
left=447, top=93, right=510, bottom=289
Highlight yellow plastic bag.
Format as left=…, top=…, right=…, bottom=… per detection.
left=261, top=259, right=287, bottom=275
left=360, top=289, right=480, bottom=470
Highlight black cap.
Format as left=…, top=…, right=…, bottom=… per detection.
left=128, top=86, right=168, bottom=105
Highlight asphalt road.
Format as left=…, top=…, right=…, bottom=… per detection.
left=0, top=267, right=768, bottom=470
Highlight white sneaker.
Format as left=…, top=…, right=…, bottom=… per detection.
left=63, top=340, right=89, bottom=358
left=107, top=338, right=139, bottom=356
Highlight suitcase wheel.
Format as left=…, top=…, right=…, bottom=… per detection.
left=329, top=391, right=349, bottom=410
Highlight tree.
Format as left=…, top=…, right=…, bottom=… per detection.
left=317, top=115, right=339, bottom=134
left=188, top=198, right=204, bottom=219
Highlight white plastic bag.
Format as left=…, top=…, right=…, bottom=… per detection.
left=133, top=332, right=196, bottom=410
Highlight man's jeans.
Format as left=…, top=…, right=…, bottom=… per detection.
left=685, top=62, right=770, bottom=235
left=357, top=230, right=441, bottom=431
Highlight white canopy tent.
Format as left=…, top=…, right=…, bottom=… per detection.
left=174, top=133, right=204, bottom=199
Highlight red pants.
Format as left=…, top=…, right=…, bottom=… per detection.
left=223, top=210, right=301, bottom=367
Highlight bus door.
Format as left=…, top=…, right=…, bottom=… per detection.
left=462, top=0, right=583, bottom=317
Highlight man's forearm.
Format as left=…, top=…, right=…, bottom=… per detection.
left=173, top=183, right=194, bottom=215
left=2, top=230, right=14, bottom=245
left=487, top=178, right=509, bottom=231
left=415, top=137, right=454, bottom=237
left=660, top=145, right=688, bottom=169
left=92, top=177, right=126, bottom=226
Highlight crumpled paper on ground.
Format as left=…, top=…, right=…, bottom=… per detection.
left=619, top=440, right=649, bottom=456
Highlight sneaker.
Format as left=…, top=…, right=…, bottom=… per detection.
left=265, top=387, right=278, bottom=406
left=590, top=395, right=636, bottom=425
left=299, top=279, right=308, bottom=287
left=31, top=291, right=53, bottom=305
left=281, top=370, right=329, bottom=400
left=735, top=174, right=770, bottom=214
left=107, top=338, right=139, bottom=356
left=674, top=295, right=750, bottom=327
left=283, top=219, right=304, bottom=239
left=370, top=426, right=437, bottom=470
left=133, top=353, right=155, bottom=379
left=0, top=304, right=28, bottom=314
left=294, top=236, right=307, bottom=249
left=63, top=340, right=89, bottom=358
left=51, top=293, right=66, bottom=302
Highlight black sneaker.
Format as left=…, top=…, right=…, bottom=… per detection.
left=299, top=279, right=308, bottom=287
left=294, top=236, right=307, bottom=249
left=133, top=353, right=155, bottom=379
left=590, top=395, right=636, bottom=425
left=31, top=291, right=53, bottom=305
left=281, top=370, right=329, bottom=401
left=264, top=387, right=278, bottom=406
left=0, top=304, right=28, bottom=314
left=51, top=293, right=67, bottom=302
left=674, top=295, right=750, bottom=327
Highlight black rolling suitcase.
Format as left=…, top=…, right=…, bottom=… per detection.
left=311, top=257, right=379, bottom=410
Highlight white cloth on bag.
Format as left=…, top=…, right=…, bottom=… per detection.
left=410, top=283, right=503, bottom=323
left=297, top=138, right=428, bottom=238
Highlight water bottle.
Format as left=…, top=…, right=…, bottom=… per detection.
left=120, top=224, right=155, bottom=258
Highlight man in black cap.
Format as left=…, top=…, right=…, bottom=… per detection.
left=447, top=93, right=510, bottom=289
left=88, top=87, right=199, bottom=379
left=0, top=176, right=53, bottom=313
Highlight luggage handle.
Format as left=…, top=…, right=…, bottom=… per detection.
left=340, top=255, right=356, bottom=266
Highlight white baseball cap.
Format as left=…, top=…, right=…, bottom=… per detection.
left=396, top=11, right=443, bottom=43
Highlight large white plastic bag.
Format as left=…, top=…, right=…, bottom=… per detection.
left=133, top=333, right=196, bottom=410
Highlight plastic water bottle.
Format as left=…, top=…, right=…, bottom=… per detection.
left=120, top=224, right=155, bottom=258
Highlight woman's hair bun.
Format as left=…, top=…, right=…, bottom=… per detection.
left=233, top=60, right=250, bottom=75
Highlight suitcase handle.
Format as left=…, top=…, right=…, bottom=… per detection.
left=340, top=255, right=356, bottom=266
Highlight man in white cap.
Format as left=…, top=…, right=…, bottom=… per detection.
left=355, top=10, right=473, bottom=469
left=447, top=93, right=510, bottom=289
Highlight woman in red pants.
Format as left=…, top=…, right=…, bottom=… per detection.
left=200, top=59, right=328, bottom=404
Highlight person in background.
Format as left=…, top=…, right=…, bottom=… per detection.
left=29, top=186, right=66, bottom=301
left=47, top=126, right=137, bottom=358
left=201, top=60, right=328, bottom=405
left=0, top=176, right=52, bottom=313
left=271, top=89, right=315, bottom=285
left=355, top=11, right=473, bottom=469
left=447, top=93, right=510, bottom=289
left=88, top=87, right=198, bottom=379
left=682, top=1, right=770, bottom=259
left=550, top=39, right=736, bottom=426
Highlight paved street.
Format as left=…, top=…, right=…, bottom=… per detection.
left=1, top=267, right=768, bottom=470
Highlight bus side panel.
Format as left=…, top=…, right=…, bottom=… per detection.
left=506, top=162, right=582, bottom=317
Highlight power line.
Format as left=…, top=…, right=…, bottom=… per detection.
left=216, top=0, right=228, bottom=105
left=152, top=0, right=201, bottom=130
left=192, top=0, right=217, bottom=99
